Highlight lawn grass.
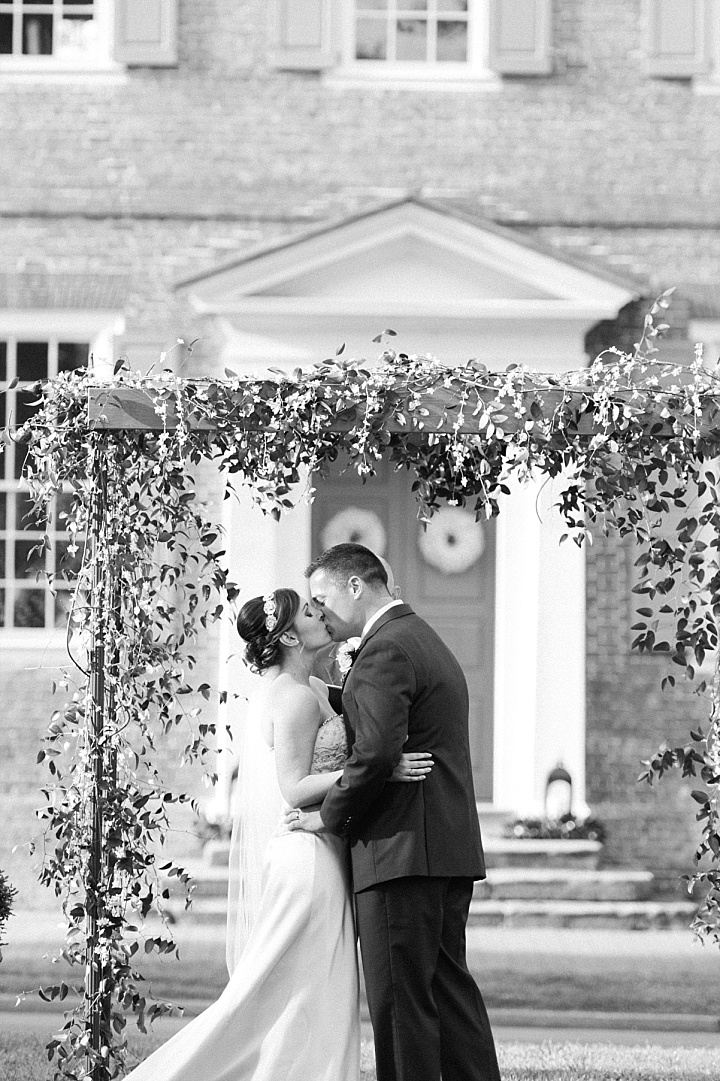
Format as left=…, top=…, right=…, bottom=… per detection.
left=3, top=929, right=719, bottom=1017
left=2, top=1034, right=720, bottom=1081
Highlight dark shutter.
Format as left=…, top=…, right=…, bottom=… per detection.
left=268, top=0, right=334, bottom=71
left=488, top=0, right=553, bottom=76
left=114, top=0, right=178, bottom=67
left=645, top=0, right=709, bottom=77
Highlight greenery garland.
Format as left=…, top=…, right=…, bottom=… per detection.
left=9, top=292, right=720, bottom=1077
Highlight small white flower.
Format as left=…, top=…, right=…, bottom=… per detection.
left=336, top=636, right=362, bottom=679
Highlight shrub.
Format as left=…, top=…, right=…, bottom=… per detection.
left=0, top=869, right=17, bottom=956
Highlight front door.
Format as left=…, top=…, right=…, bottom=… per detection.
left=311, top=459, right=495, bottom=802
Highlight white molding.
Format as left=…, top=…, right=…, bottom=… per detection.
left=324, top=71, right=501, bottom=91
left=0, top=311, right=124, bottom=336
left=194, top=297, right=630, bottom=321
left=183, top=202, right=635, bottom=316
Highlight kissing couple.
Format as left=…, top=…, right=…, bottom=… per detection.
left=123, top=543, right=501, bottom=1081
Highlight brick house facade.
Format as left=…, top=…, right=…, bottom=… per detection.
left=1, top=0, right=717, bottom=908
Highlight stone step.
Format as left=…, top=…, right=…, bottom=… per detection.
left=483, top=838, right=602, bottom=870
left=204, top=840, right=231, bottom=868
left=166, top=896, right=697, bottom=930
left=162, top=862, right=230, bottom=900
left=467, top=899, right=697, bottom=930
left=165, top=898, right=228, bottom=925
left=473, top=868, right=655, bottom=902
left=170, top=863, right=655, bottom=904
left=203, top=835, right=603, bottom=871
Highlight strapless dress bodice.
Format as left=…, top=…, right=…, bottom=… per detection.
left=311, top=714, right=349, bottom=774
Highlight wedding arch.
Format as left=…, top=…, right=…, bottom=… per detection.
left=16, top=294, right=720, bottom=1079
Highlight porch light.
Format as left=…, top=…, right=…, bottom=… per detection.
left=545, top=762, right=573, bottom=821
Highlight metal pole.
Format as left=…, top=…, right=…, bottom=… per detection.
left=85, top=448, right=108, bottom=1081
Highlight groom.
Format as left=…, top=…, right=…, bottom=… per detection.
left=295, top=542, right=501, bottom=1081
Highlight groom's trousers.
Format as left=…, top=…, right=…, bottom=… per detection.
left=355, top=875, right=501, bottom=1081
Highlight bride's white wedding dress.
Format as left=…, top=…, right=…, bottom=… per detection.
left=124, top=699, right=360, bottom=1081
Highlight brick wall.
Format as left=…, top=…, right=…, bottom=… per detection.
left=585, top=530, right=708, bottom=886
left=1, top=1, right=720, bottom=224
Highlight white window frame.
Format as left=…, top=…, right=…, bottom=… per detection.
left=327, top=0, right=499, bottom=89
left=0, top=0, right=122, bottom=77
left=0, top=311, right=121, bottom=647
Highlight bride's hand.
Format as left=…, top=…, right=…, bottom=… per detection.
left=390, top=752, right=434, bottom=783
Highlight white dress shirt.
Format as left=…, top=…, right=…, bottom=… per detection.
left=361, top=598, right=404, bottom=640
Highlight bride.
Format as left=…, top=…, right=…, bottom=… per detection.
left=123, top=588, right=432, bottom=1080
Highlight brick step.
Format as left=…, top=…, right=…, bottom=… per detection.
left=203, top=836, right=603, bottom=872
left=166, top=896, right=697, bottom=929
left=483, top=838, right=602, bottom=870
left=473, top=868, right=654, bottom=902
left=162, top=862, right=230, bottom=900
left=171, top=864, right=655, bottom=904
left=467, top=899, right=697, bottom=930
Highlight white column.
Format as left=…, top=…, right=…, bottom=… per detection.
left=493, top=473, right=588, bottom=817
left=534, top=478, right=589, bottom=817
left=493, top=478, right=541, bottom=815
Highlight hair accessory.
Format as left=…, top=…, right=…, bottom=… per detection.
left=263, top=592, right=278, bottom=632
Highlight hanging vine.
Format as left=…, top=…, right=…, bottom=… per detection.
left=9, top=291, right=720, bottom=1076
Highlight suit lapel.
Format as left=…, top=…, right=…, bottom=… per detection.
left=347, top=603, right=414, bottom=666
left=341, top=603, right=414, bottom=737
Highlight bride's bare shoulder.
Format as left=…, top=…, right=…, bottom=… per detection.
left=266, top=674, right=319, bottom=718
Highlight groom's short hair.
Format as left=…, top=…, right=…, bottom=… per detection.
left=306, top=543, right=389, bottom=590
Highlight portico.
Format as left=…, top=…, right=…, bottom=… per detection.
left=177, top=198, right=636, bottom=819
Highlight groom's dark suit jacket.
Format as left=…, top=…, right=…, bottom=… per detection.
left=320, top=604, right=486, bottom=893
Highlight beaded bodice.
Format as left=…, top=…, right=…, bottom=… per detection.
left=311, top=714, right=349, bottom=774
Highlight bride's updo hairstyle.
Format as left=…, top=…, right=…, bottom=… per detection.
left=236, top=588, right=301, bottom=674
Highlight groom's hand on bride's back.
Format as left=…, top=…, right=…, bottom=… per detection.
left=389, top=751, right=434, bottom=783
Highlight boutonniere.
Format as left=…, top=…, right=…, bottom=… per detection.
left=336, top=636, right=362, bottom=681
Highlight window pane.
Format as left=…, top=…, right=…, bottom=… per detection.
left=15, top=538, right=45, bottom=579
left=399, top=0, right=427, bottom=8
left=0, top=590, right=5, bottom=627
left=438, top=0, right=467, bottom=10
left=0, top=539, right=4, bottom=570
left=356, top=17, right=387, bottom=59
left=0, top=14, right=11, bottom=54
left=396, top=19, right=426, bottom=60
left=55, top=492, right=76, bottom=525
left=55, top=589, right=73, bottom=628
left=14, top=389, right=41, bottom=478
left=356, top=1, right=388, bottom=8
left=17, top=342, right=48, bottom=381
left=57, top=13, right=95, bottom=60
left=14, top=589, right=45, bottom=627
left=0, top=388, right=5, bottom=429
left=58, top=341, right=89, bottom=372
left=0, top=341, right=6, bottom=381
left=437, top=20, right=467, bottom=61
left=55, top=539, right=83, bottom=580
left=18, top=490, right=44, bottom=528
left=23, top=13, right=53, bottom=55
left=0, top=495, right=5, bottom=530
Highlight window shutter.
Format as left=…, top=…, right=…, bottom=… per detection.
left=488, top=0, right=553, bottom=76
left=645, top=0, right=709, bottom=77
left=268, top=0, right=334, bottom=71
left=114, top=0, right=178, bottom=67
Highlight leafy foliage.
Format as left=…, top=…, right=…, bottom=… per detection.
left=8, top=290, right=720, bottom=1075
left=0, top=868, right=17, bottom=953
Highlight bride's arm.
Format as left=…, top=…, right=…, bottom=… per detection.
left=273, top=687, right=343, bottom=808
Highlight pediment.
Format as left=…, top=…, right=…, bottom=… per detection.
left=177, top=199, right=636, bottom=316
